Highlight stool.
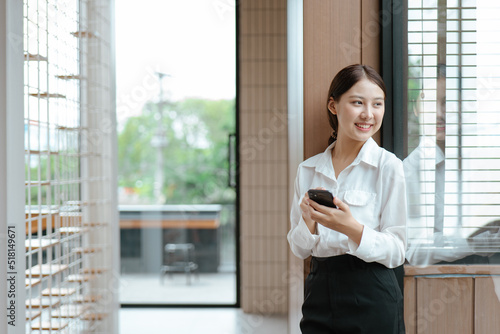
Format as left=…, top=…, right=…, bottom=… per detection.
left=160, top=243, right=198, bottom=285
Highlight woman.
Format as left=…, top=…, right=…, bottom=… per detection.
left=287, top=64, right=406, bottom=333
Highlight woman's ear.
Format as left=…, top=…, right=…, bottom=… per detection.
left=327, top=97, right=337, bottom=115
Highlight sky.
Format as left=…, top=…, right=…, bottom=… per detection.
left=115, top=0, right=236, bottom=124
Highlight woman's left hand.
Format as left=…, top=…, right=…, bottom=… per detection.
left=308, top=197, right=364, bottom=246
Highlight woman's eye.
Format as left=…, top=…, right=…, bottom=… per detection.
left=353, top=101, right=362, bottom=105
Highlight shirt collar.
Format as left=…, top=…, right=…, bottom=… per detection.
left=354, top=137, right=380, bottom=168
left=303, top=137, right=380, bottom=177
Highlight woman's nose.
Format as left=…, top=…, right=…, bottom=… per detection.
left=361, top=106, right=374, bottom=119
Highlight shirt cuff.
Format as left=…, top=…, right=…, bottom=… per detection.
left=293, top=217, right=320, bottom=251
left=347, top=225, right=375, bottom=258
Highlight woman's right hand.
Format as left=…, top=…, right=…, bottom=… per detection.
left=300, top=188, right=325, bottom=234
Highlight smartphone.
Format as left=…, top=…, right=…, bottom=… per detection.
left=307, top=189, right=337, bottom=208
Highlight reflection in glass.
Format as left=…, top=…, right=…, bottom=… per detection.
left=405, top=0, right=500, bottom=266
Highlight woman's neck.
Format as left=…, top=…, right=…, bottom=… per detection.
left=333, top=137, right=366, bottom=160
left=331, top=137, right=367, bottom=178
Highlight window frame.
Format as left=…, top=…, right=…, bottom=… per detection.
left=380, top=0, right=408, bottom=160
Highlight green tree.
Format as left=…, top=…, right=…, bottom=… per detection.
left=117, top=98, right=235, bottom=205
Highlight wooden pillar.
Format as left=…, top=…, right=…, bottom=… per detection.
left=239, top=0, right=289, bottom=315
left=287, top=1, right=381, bottom=333
left=303, top=0, right=381, bottom=159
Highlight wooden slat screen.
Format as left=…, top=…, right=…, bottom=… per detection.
left=24, top=0, right=115, bottom=332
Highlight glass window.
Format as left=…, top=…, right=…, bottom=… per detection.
left=404, top=0, right=500, bottom=266
left=115, top=0, right=237, bottom=306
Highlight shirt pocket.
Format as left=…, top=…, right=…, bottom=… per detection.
left=343, top=190, right=378, bottom=229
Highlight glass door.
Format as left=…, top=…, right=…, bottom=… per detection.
left=115, top=0, right=237, bottom=305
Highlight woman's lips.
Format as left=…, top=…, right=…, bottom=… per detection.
left=355, top=123, right=373, bottom=131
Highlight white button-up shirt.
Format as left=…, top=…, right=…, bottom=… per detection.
left=287, top=138, right=407, bottom=268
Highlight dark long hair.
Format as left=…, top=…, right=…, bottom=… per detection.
left=326, top=64, right=386, bottom=145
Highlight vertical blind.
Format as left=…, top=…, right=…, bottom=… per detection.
left=24, top=0, right=115, bottom=332
left=405, top=0, right=500, bottom=265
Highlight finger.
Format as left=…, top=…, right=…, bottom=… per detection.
left=314, top=186, right=326, bottom=190
left=301, top=193, right=311, bottom=204
left=308, top=199, right=331, bottom=215
left=309, top=207, right=326, bottom=222
left=308, top=198, right=319, bottom=210
left=300, top=200, right=309, bottom=212
left=333, top=197, right=349, bottom=211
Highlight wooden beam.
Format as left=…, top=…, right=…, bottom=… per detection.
left=119, top=219, right=220, bottom=229
left=405, top=265, right=500, bottom=276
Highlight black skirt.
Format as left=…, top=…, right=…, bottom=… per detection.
left=300, top=254, right=405, bottom=334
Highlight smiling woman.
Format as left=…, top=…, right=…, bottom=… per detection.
left=325, top=64, right=387, bottom=146
left=288, top=64, right=406, bottom=334
left=328, top=79, right=385, bottom=146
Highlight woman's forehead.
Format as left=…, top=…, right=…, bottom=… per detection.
left=345, top=79, right=385, bottom=99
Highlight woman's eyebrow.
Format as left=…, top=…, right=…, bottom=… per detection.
left=348, top=95, right=364, bottom=100
left=348, top=95, right=385, bottom=100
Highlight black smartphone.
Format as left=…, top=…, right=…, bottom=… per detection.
left=307, top=189, right=336, bottom=208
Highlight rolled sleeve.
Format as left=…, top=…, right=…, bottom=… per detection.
left=288, top=216, right=320, bottom=259
left=347, top=225, right=374, bottom=256
left=347, top=225, right=405, bottom=268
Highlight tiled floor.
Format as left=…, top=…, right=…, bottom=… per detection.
left=119, top=308, right=288, bottom=334
left=120, top=273, right=237, bottom=304
left=119, top=273, right=288, bottom=333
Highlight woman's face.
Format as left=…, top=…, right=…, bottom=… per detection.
left=328, top=78, right=385, bottom=144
